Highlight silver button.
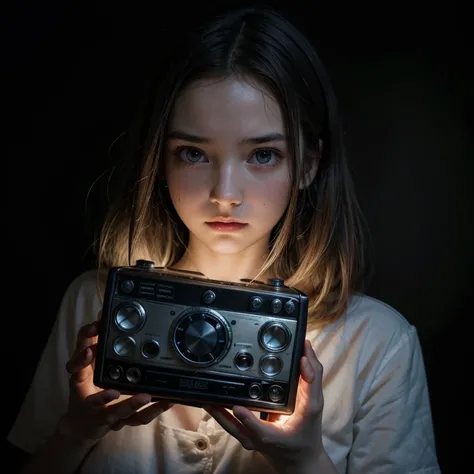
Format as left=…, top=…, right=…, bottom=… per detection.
left=260, top=355, right=283, bottom=377
left=114, top=303, right=146, bottom=332
left=235, top=352, right=254, bottom=371
left=113, top=336, right=136, bottom=357
left=249, top=296, right=263, bottom=311
left=271, top=298, right=283, bottom=314
left=107, top=365, right=123, bottom=381
left=248, top=383, right=263, bottom=399
left=120, top=279, right=135, bottom=294
left=268, top=384, right=285, bottom=403
left=125, top=367, right=141, bottom=383
left=203, top=290, right=216, bottom=304
left=284, top=299, right=296, bottom=314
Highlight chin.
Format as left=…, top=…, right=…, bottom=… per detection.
left=190, top=228, right=272, bottom=256
left=206, top=240, right=249, bottom=255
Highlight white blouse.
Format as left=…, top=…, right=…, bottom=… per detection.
left=8, top=271, right=441, bottom=473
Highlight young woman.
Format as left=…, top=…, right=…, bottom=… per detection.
left=9, top=6, right=440, bottom=474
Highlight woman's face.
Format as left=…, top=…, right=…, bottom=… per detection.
left=165, top=76, right=292, bottom=257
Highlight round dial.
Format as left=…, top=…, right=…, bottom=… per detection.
left=235, top=352, right=254, bottom=371
left=113, top=336, right=136, bottom=357
left=171, top=308, right=232, bottom=366
left=260, top=355, right=283, bottom=377
left=114, top=302, right=146, bottom=333
left=259, top=321, right=291, bottom=352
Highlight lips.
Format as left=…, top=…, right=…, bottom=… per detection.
left=205, top=221, right=248, bottom=232
left=207, top=217, right=246, bottom=224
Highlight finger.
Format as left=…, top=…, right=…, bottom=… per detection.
left=74, top=321, right=100, bottom=357
left=86, top=389, right=121, bottom=410
left=66, top=345, right=96, bottom=383
left=110, top=401, right=173, bottom=431
left=299, top=340, right=324, bottom=415
left=232, top=406, right=280, bottom=441
left=300, top=355, right=315, bottom=383
left=304, top=340, right=323, bottom=381
left=305, top=339, right=322, bottom=369
left=205, top=406, right=256, bottom=450
left=299, top=340, right=322, bottom=384
left=102, top=394, right=152, bottom=427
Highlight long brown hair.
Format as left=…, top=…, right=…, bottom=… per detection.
left=96, top=6, right=372, bottom=330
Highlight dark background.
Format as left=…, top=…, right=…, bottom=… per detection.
left=4, top=1, right=471, bottom=473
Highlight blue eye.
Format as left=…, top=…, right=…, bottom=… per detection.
left=249, top=149, right=280, bottom=166
left=179, top=147, right=205, bottom=163
left=173, top=146, right=281, bottom=167
left=255, top=150, right=272, bottom=164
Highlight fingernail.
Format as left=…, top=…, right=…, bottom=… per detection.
left=109, top=390, right=121, bottom=399
left=132, top=397, right=147, bottom=408
left=304, top=358, right=315, bottom=382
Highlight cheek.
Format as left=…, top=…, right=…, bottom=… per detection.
left=253, top=176, right=291, bottom=211
left=167, top=170, right=205, bottom=204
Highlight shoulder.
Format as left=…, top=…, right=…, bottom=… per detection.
left=311, top=293, right=419, bottom=378
left=345, top=293, right=414, bottom=339
left=345, top=294, right=417, bottom=361
left=61, top=269, right=105, bottom=308
left=316, top=292, right=415, bottom=340
left=311, top=295, right=439, bottom=472
left=56, top=269, right=105, bottom=331
left=64, top=269, right=103, bottom=299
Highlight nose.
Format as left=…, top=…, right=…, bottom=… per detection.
left=208, top=161, right=243, bottom=207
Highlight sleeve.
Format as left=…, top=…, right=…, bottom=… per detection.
left=7, top=271, right=102, bottom=454
left=347, top=325, right=441, bottom=474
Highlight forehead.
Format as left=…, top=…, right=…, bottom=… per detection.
left=169, top=77, right=285, bottom=137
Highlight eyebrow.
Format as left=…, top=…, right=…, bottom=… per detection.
left=167, top=130, right=286, bottom=145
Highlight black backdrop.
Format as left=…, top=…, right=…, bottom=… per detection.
left=4, top=1, right=472, bottom=473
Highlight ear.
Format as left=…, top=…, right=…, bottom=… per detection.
left=298, top=138, right=323, bottom=190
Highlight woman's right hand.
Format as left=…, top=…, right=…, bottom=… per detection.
left=60, top=313, right=172, bottom=442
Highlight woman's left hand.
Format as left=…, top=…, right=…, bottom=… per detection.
left=204, top=339, right=325, bottom=470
